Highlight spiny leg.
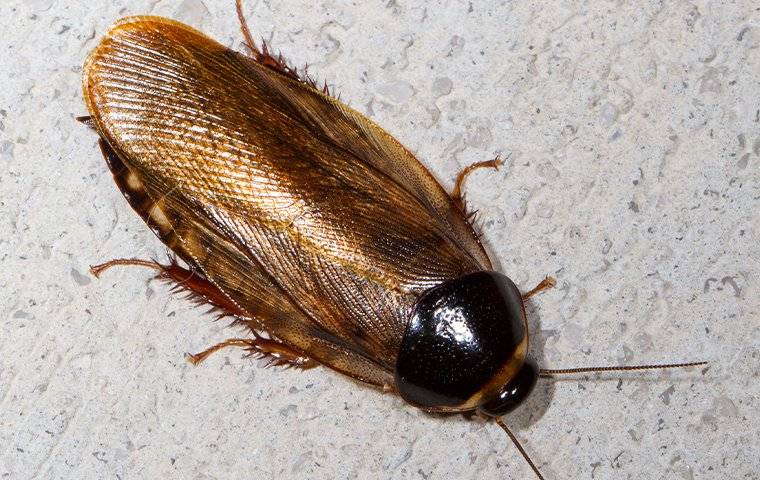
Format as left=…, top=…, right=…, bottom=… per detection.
left=91, top=257, right=318, bottom=370
left=522, top=276, right=556, bottom=300
left=234, top=0, right=298, bottom=78
left=90, top=257, right=247, bottom=317
left=235, top=0, right=257, bottom=55
left=187, top=335, right=317, bottom=369
left=76, top=115, right=95, bottom=129
left=451, top=156, right=503, bottom=212
left=234, top=0, right=330, bottom=94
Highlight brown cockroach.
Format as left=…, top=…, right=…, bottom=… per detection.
left=79, top=2, right=706, bottom=478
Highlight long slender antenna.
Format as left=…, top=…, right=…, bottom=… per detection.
left=539, top=361, right=707, bottom=377
left=494, top=417, right=544, bottom=480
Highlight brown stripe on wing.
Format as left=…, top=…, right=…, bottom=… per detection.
left=97, top=139, right=394, bottom=387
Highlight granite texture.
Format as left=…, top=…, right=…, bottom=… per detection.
left=1, top=1, right=758, bottom=479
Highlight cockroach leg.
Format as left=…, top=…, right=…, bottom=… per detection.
left=186, top=338, right=253, bottom=365
left=91, top=257, right=317, bottom=368
left=247, top=335, right=318, bottom=369
left=451, top=156, right=503, bottom=212
left=235, top=0, right=333, bottom=95
left=521, top=276, right=556, bottom=300
left=90, top=258, right=162, bottom=278
left=76, top=115, right=96, bottom=129
left=234, top=0, right=257, bottom=55
left=234, top=0, right=295, bottom=78
left=187, top=336, right=317, bottom=369
left=90, top=257, right=248, bottom=318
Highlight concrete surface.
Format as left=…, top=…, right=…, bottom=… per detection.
left=1, top=1, right=758, bottom=479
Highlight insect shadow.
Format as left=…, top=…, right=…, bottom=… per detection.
left=510, top=300, right=555, bottom=429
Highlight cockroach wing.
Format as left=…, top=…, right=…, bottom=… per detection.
left=83, top=17, right=490, bottom=383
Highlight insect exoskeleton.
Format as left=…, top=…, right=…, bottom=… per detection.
left=80, top=2, right=706, bottom=478
left=395, top=271, right=539, bottom=417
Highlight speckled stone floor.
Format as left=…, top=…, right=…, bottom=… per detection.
left=1, top=1, right=758, bottom=479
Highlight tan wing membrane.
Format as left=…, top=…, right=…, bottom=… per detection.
left=102, top=137, right=395, bottom=386
left=83, top=16, right=489, bottom=379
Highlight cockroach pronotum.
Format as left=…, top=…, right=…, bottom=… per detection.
left=78, top=2, right=706, bottom=478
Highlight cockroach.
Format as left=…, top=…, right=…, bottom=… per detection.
left=78, top=2, right=706, bottom=478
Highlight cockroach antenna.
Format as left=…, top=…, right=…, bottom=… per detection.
left=539, top=361, right=708, bottom=377
left=493, top=361, right=707, bottom=479
left=495, top=417, right=545, bottom=480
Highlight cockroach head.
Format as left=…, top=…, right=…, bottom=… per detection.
left=394, top=271, right=538, bottom=416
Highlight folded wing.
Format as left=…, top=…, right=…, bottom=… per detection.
left=83, top=16, right=490, bottom=377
